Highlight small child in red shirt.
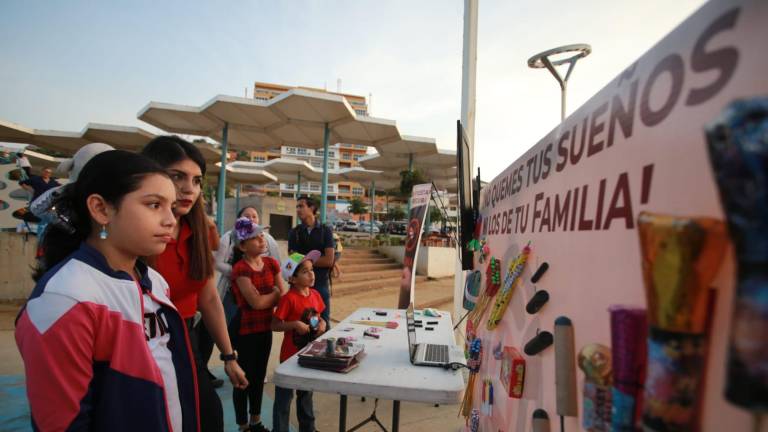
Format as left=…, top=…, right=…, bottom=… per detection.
left=271, top=250, right=326, bottom=432
left=230, top=217, right=285, bottom=432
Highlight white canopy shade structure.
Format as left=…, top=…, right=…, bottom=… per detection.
left=24, top=149, right=63, bottom=174
left=0, top=119, right=36, bottom=144
left=360, top=148, right=458, bottom=218
left=32, top=130, right=91, bottom=155
left=261, top=158, right=324, bottom=184
left=360, top=149, right=457, bottom=184
left=81, top=123, right=156, bottom=152
left=138, top=89, right=402, bottom=230
left=374, top=134, right=438, bottom=157
left=217, top=165, right=277, bottom=186
left=228, top=158, right=348, bottom=197
left=0, top=119, right=157, bottom=155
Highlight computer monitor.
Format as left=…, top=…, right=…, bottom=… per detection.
left=457, top=120, right=476, bottom=270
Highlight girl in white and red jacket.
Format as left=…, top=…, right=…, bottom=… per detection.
left=15, top=150, right=200, bottom=432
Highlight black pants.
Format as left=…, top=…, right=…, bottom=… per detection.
left=233, top=331, right=272, bottom=425
left=187, top=319, right=224, bottom=432
left=198, top=322, right=215, bottom=376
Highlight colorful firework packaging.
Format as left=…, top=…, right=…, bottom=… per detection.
left=609, top=306, right=647, bottom=431
left=461, top=338, right=483, bottom=419
left=486, top=256, right=501, bottom=294
left=578, top=343, right=613, bottom=431
left=637, top=212, right=727, bottom=431
left=499, top=346, right=525, bottom=398
left=467, top=257, right=500, bottom=330
left=463, top=270, right=482, bottom=311
left=487, top=243, right=531, bottom=330
left=706, top=97, right=768, bottom=412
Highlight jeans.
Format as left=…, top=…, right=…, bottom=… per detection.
left=223, top=290, right=239, bottom=325
left=313, top=275, right=330, bottom=324
left=273, top=386, right=315, bottom=432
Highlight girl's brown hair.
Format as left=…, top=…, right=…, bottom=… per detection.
left=142, top=135, right=213, bottom=281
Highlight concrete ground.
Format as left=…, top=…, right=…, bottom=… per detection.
left=0, top=271, right=466, bottom=431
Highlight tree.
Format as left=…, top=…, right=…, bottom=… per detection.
left=399, top=169, right=427, bottom=197
left=429, top=206, right=444, bottom=224
left=387, top=206, right=406, bottom=221
left=349, top=198, right=368, bottom=216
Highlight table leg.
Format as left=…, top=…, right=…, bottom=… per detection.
left=339, top=394, right=348, bottom=432
left=392, top=400, right=400, bottom=432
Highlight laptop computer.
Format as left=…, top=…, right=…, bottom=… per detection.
left=406, top=303, right=465, bottom=368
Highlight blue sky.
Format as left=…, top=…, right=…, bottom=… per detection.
left=0, top=0, right=705, bottom=179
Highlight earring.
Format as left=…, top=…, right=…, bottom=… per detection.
left=99, top=225, right=108, bottom=240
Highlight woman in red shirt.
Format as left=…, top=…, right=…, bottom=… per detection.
left=143, top=136, right=247, bottom=432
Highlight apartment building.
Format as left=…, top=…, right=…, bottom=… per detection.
left=245, top=82, right=372, bottom=204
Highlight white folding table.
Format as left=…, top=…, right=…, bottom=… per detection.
left=273, top=307, right=465, bottom=432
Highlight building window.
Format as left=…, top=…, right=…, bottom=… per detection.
left=355, top=144, right=366, bottom=150
left=353, top=154, right=362, bottom=161
left=297, top=148, right=308, bottom=155
left=254, top=156, right=266, bottom=162
left=311, top=160, right=322, bottom=168
left=342, top=152, right=351, bottom=160
left=286, top=147, right=296, bottom=155
left=310, top=183, right=320, bottom=192
left=352, top=187, right=363, bottom=196
left=354, top=109, right=367, bottom=116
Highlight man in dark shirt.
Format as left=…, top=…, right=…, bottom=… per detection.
left=288, top=196, right=335, bottom=323
left=19, top=167, right=60, bottom=241
left=19, top=168, right=60, bottom=202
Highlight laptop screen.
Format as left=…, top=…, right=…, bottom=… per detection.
left=406, top=303, right=417, bottom=360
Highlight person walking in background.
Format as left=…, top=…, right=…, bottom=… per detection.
left=15, top=151, right=199, bottom=431
left=29, top=143, right=115, bottom=221
left=143, top=135, right=247, bottom=432
left=288, top=196, right=335, bottom=324
left=271, top=251, right=326, bottom=432
left=15, top=150, right=31, bottom=179
left=230, top=217, right=285, bottom=432
left=19, top=167, right=61, bottom=242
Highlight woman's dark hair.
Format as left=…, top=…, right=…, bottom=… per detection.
left=230, top=206, right=259, bottom=265
left=34, top=151, right=167, bottom=280
left=142, top=135, right=213, bottom=281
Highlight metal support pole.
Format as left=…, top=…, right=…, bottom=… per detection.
left=320, top=123, right=330, bottom=223
left=407, top=153, right=414, bottom=213
left=392, top=400, right=401, bottom=432
left=339, top=395, right=347, bottom=432
left=235, top=184, right=241, bottom=215
left=369, top=181, right=375, bottom=238
left=540, top=56, right=575, bottom=121
left=216, top=122, right=229, bottom=234
left=297, top=171, right=302, bottom=198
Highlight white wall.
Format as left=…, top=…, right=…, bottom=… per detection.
left=378, top=245, right=456, bottom=278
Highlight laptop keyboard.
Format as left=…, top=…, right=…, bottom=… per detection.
left=424, top=344, right=449, bottom=363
